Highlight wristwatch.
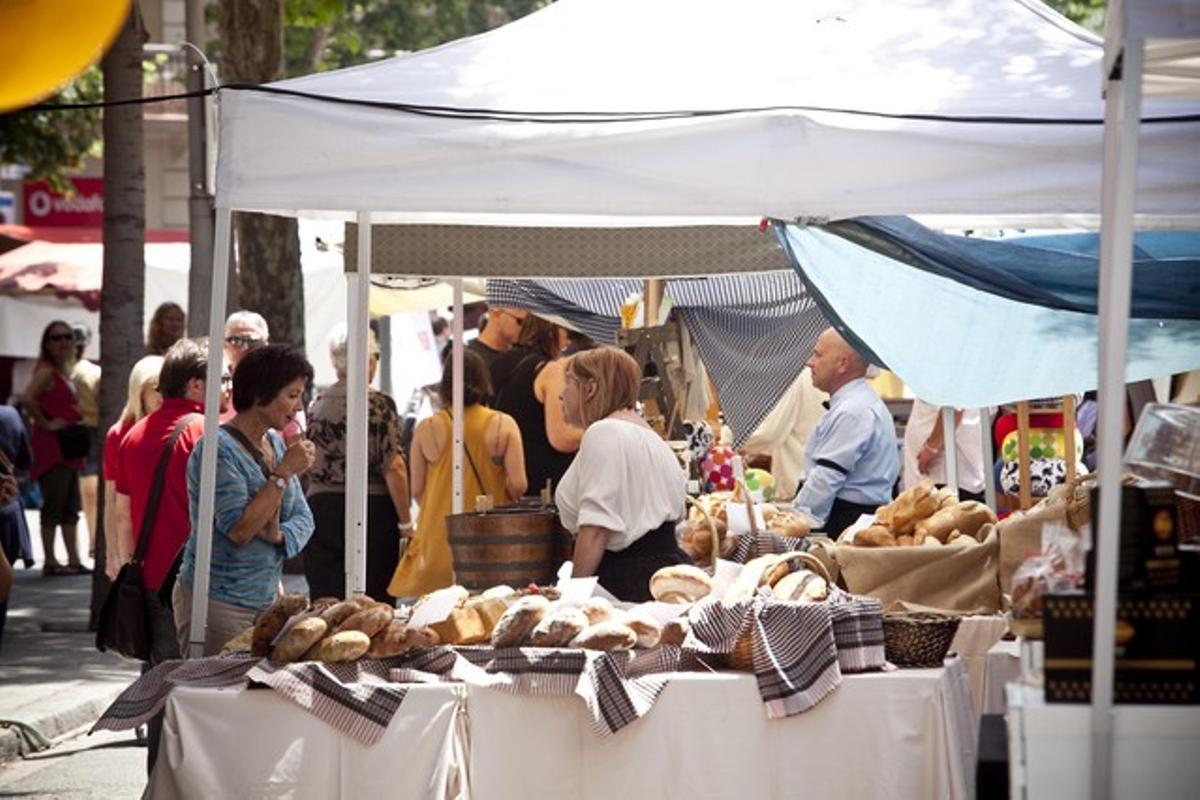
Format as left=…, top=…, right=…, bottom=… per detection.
left=267, top=473, right=287, bottom=490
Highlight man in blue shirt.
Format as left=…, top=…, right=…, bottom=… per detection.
left=793, top=327, right=899, bottom=536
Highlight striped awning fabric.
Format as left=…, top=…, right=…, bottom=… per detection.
left=487, top=272, right=826, bottom=445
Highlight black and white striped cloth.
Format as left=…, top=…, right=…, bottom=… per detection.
left=487, top=272, right=826, bottom=445
left=684, top=587, right=885, bottom=718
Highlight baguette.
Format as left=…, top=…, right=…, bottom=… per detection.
left=319, top=600, right=361, bottom=629
left=914, top=500, right=997, bottom=543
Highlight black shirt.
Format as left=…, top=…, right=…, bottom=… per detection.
left=494, top=352, right=575, bottom=497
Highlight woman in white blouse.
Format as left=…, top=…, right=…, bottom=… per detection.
left=555, top=347, right=688, bottom=601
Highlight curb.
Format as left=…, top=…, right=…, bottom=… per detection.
left=0, top=687, right=126, bottom=765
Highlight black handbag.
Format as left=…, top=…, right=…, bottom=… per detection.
left=96, top=416, right=193, bottom=660
left=56, top=423, right=91, bottom=460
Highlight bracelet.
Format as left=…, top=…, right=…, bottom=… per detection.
left=397, top=520, right=414, bottom=532
left=921, top=443, right=942, bottom=455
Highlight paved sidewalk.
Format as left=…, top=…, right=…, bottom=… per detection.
left=1, top=520, right=141, bottom=764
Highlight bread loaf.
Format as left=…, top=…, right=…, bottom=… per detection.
left=649, top=564, right=714, bottom=603
left=914, top=500, right=997, bottom=543
left=895, top=534, right=916, bottom=547
left=771, top=569, right=828, bottom=603
left=309, top=631, right=371, bottom=663
left=921, top=536, right=943, bottom=548
left=763, top=551, right=824, bottom=587
left=571, top=621, right=637, bottom=651
left=220, top=625, right=256, bottom=655
left=854, top=525, right=897, bottom=547
left=622, top=611, right=663, bottom=648
left=877, top=479, right=939, bottom=535
left=659, top=616, right=690, bottom=646
left=429, top=606, right=489, bottom=645
left=582, top=597, right=617, bottom=626
left=336, top=604, right=394, bottom=638
left=272, top=617, right=328, bottom=662
left=528, top=607, right=589, bottom=647
left=490, top=595, right=551, bottom=647
left=724, top=554, right=785, bottom=602
left=367, top=620, right=410, bottom=658
left=465, top=595, right=509, bottom=632
left=251, top=594, right=309, bottom=657
left=403, top=626, right=440, bottom=651
left=319, top=600, right=361, bottom=629
left=764, top=509, right=811, bottom=538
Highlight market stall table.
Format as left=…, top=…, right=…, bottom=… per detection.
left=145, top=660, right=975, bottom=800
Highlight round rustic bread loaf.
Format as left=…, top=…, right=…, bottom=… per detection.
left=649, top=564, right=714, bottom=603
left=272, top=616, right=328, bottom=662
left=490, top=595, right=551, bottom=647
left=571, top=621, right=637, bottom=651
left=528, top=607, right=589, bottom=647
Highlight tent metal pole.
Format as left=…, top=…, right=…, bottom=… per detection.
left=344, top=212, right=372, bottom=597
left=451, top=280, right=465, bottom=513
left=452, top=279, right=464, bottom=515
left=941, top=406, right=959, bottom=501
left=1090, top=35, right=1144, bottom=800
left=189, top=205, right=231, bottom=658
left=980, top=407, right=997, bottom=511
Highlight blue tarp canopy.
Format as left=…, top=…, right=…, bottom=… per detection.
left=776, top=218, right=1200, bottom=408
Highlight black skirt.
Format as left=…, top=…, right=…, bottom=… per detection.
left=595, top=520, right=688, bottom=603
left=305, top=491, right=400, bottom=602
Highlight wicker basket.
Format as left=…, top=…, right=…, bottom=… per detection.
left=684, top=495, right=724, bottom=575
left=882, top=613, right=961, bottom=668
left=728, top=551, right=832, bottom=671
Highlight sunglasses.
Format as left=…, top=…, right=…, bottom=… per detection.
left=220, top=375, right=233, bottom=386
left=47, top=333, right=74, bottom=342
left=225, top=335, right=264, bottom=350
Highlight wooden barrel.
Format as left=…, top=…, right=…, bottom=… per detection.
left=446, top=507, right=561, bottom=591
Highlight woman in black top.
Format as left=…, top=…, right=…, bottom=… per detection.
left=494, top=316, right=582, bottom=498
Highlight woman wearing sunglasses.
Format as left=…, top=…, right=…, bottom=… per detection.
left=22, top=321, right=88, bottom=575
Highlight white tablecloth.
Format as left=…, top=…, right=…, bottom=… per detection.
left=949, top=615, right=1010, bottom=718
left=982, top=640, right=1021, bottom=716
left=149, top=661, right=976, bottom=800
left=148, top=683, right=470, bottom=800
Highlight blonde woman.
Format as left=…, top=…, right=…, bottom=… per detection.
left=555, top=347, right=687, bottom=601
left=102, top=356, right=164, bottom=580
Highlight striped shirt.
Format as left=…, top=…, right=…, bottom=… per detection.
left=180, top=427, right=314, bottom=611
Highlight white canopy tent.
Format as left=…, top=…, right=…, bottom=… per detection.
left=193, top=12, right=1200, bottom=788
left=1090, top=1, right=1200, bottom=797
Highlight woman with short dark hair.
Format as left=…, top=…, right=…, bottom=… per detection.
left=174, top=344, right=316, bottom=655
left=388, top=350, right=526, bottom=597
left=22, top=321, right=87, bottom=575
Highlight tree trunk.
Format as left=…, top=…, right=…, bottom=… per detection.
left=220, top=0, right=305, bottom=351
left=92, top=5, right=148, bottom=628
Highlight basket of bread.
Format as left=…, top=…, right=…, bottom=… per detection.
left=682, top=484, right=813, bottom=568
left=834, top=480, right=1004, bottom=613
left=721, top=550, right=832, bottom=670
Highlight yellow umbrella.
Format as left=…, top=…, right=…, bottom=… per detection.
left=0, top=0, right=131, bottom=112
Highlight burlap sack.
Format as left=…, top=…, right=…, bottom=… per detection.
left=833, top=529, right=1002, bottom=614
left=995, top=478, right=1092, bottom=595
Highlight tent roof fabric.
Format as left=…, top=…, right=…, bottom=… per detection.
left=487, top=272, right=826, bottom=444
left=777, top=221, right=1200, bottom=408
left=217, top=0, right=1200, bottom=225
left=343, top=223, right=789, bottom=278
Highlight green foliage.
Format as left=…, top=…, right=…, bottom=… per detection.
left=1043, top=0, right=1106, bottom=34
left=284, top=0, right=549, bottom=75
left=0, top=68, right=103, bottom=193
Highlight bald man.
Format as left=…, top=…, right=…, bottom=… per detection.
left=792, top=328, right=899, bottom=536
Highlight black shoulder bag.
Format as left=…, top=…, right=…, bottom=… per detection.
left=96, top=416, right=194, bottom=660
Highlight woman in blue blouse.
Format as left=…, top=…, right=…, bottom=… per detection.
left=174, top=344, right=316, bottom=656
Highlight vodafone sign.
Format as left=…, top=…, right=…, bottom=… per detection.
left=23, top=177, right=105, bottom=226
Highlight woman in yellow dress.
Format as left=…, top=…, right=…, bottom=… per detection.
left=388, top=350, right=526, bottom=597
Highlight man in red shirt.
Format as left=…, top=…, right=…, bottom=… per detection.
left=114, top=338, right=208, bottom=660
left=113, top=338, right=207, bottom=775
